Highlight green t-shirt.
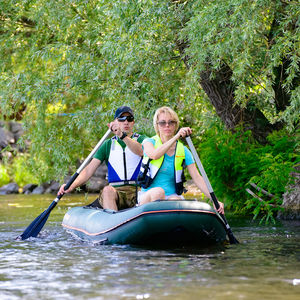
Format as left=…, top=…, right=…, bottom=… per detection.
left=93, top=134, right=147, bottom=165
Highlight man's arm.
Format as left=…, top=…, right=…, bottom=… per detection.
left=57, top=158, right=101, bottom=195
left=109, top=120, right=144, bottom=156
left=121, top=135, right=143, bottom=156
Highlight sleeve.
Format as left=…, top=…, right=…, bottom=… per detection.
left=142, top=137, right=155, bottom=146
left=142, top=137, right=155, bottom=154
left=184, top=146, right=195, bottom=166
left=137, top=134, right=148, bottom=144
left=93, top=139, right=111, bottom=164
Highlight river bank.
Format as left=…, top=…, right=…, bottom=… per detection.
left=0, top=121, right=299, bottom=219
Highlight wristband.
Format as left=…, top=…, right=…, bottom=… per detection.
left=120, top=132, right=127, bottom=140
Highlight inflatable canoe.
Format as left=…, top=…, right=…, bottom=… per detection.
left=62, top=200, right=227, bottom=246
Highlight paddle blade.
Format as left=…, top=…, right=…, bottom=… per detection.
left=219, top=214, right=239, bottom=244
left=227, top=228, right=239, bottom=244
left=17, top=201, right=57, bottom=240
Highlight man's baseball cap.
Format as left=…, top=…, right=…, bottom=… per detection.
left=114, top=106, right=134, bottom=119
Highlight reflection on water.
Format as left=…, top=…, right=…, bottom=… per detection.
left=0, top=194, right=299, bottom=300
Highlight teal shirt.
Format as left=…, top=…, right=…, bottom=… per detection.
left=141, top=138, right=194, bottom=195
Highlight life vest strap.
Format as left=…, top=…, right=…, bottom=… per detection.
left=109, top=180, right=137, bottom=186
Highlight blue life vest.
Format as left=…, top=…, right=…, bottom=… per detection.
left=107, top=133, right=142, bottom=186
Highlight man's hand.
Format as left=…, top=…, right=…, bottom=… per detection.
left=108, top=121, right=122, bottom=138
left=57, top=184, right=72, bottom=196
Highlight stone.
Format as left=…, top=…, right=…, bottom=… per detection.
left=9, top=122, right=24, bottom=141
left=94, top=164, right=108, bottom=178
left=0, top=127, right=15, bottom=149
left=45, top=181, right=60, bottom=194
left=0, top=183, right=19, bottom=194
left=22, top=184, right=38, bottom=193
left=85, top=177, right=108, bottom=193
left=31, top=186, right=46, bottom=194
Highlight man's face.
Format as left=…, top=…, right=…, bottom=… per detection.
left=117, top=112, right=135, bottom=133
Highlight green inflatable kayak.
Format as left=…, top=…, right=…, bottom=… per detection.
left=62, top=199, right=227, bottom=246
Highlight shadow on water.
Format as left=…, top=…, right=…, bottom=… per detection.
left=0, top=194, right=300, bottom=300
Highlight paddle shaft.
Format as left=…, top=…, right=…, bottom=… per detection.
left=185, top=136, right=239, bottom=244
left=18, top=129, right=111, bottom=240
left=54, top=128, right=112, bottom=203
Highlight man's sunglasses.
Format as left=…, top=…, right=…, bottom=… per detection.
left=117, top=115, right=134, bottom=122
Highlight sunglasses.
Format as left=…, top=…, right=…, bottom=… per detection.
left=117, top=115, right=134, bottom=122
left=157, top=120, right=177, bottom=127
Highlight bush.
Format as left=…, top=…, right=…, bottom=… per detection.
left=0, top=164, right=10, bottom=187
left=196, top=125, right=298, bottom=222
left=245, top=131, right=298, bottom=223
left=10, top=155, right=39, bottom=187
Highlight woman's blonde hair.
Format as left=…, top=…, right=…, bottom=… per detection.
left=153, top=106, right=179, bottom=136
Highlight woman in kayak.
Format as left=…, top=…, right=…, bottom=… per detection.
left=138, top=106, right=224, bottom=214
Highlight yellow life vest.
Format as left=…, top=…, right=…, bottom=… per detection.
left=138, top=135, right=186, bottom=195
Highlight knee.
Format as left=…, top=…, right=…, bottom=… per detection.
left=101, top=185, right=118, bottom=207
left=153, top=187, right=165, bottom=200
left=102, top=185, right=116, bottom=196
left=139, top=187, right=166, bottom=206
left=149, top=187, right=165, bottom=202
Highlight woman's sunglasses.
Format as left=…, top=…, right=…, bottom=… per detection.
left=117, top=115, right=134, bottom=122
left=157, top=120, right=177, bottom=127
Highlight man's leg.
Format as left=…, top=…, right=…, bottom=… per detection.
left=100, top=185, right=118, bottom=210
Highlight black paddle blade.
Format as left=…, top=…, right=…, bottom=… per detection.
left=227, top=229, right=239, bottom=244
left=220, top=215, right=239, bottom=244
left=17, top=201, right=57, bottom=240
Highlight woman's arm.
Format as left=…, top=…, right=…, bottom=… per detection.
left=187, top=163, right=224, bottom=214
left=187, top=163, right=211, bottom=198
left=143, top=137, right=177, bottom=160
left=144, top=128, right=192, bottom=160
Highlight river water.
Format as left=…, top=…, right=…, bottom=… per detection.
left=0, top=194, right=299, bottom=300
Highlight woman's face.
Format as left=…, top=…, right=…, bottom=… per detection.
left=157, top=112, right=177, bottom=138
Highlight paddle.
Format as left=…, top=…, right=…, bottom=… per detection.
left=17, top=129, right=112, bottom=240
left=185, top=136, right=239, bottom=244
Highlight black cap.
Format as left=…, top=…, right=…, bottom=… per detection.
left=114, top=106, right=134, bottom=119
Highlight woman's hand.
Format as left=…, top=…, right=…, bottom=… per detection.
left=214, top=201, right=225, bottom=215
left=176, top=127, right=192, bottom=139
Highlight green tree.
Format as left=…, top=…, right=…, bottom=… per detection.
left=0, top=0, right=298, bottom=181
left=179, top=0, right=299, bottom=142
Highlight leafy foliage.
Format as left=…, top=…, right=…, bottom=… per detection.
left=0, top=0, right=298, bottom=220
left=197, top=124, right=298, bottom=222
left=0, top=164, right=10, bottom=186
left=182, top=0, right=300, bottom=127
left=0, top=0, right=195, bottom=180
left=10, top=155, right=39, bottom=187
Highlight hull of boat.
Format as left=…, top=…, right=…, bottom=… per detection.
left=62, top=200, right=227, bottom=246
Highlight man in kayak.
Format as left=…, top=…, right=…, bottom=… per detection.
left=58, top=106, right=147, bottom=211
left=137, top=106, right=224, bottom=214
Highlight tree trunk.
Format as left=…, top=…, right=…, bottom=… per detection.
left=199, top=65, right=240, bottom=130
left=200, top=65, right=282, bottom=143
left=177, top=40, right=279, bottom=143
